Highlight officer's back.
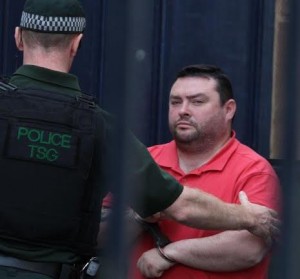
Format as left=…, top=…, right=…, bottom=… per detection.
left=0, top=0, right=100, bottom=278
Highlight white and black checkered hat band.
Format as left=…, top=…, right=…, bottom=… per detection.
left=20, top=11, right=86, bottom=33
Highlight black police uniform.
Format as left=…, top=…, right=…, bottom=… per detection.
left=0, top=65, right=183, bottom=279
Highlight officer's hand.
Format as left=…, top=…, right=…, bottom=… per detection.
left=239, top=191, right=280, bottom=246
left=137, top=248, right=175, bottom=278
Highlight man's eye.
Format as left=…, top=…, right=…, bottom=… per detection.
left=170, top=100, right=181, bottom=105
left=192, top=100, right=203, bottom=104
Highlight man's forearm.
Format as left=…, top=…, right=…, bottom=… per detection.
left=163, top=230, right=268, bottom=271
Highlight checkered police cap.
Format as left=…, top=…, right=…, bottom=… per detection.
left=20, top=0, right=86, bottom=34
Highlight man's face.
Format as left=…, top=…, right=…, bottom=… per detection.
left=168, top=76, right=234, bottom=145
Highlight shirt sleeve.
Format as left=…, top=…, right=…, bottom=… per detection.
left=234, top=161, right=281, bottom=213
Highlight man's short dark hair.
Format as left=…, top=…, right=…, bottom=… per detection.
left=176, top=64, right=234, bottom=105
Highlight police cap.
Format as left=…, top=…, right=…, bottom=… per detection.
left=20, top=0, right=86, bottom=34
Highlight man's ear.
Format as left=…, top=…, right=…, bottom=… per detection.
left=14, top=27, right=24, bottom=51
left=224, top=99, right=236, bottom=121
left=70, top=34, right=83, bottom=57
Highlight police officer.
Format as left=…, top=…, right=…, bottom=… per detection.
left=0, top=0, right=279, bottom=278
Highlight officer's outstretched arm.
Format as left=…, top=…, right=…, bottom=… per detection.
left=162, top=187, right=279, bottom=245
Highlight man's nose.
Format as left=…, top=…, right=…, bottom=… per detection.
left=178, top=102, right=191, bottom=116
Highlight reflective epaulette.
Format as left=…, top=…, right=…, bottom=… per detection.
left=76, top=95, right=96, bottom=109
left=0, top=81, right=17, bottom=92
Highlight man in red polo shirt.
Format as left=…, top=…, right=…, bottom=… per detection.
left=130, top=64, right=281, bottom=279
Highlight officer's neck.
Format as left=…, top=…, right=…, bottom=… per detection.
left=23, top=48, right=71, bottom=73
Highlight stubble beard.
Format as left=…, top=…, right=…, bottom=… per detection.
left=172, top=127, right=201, bottom=144
left=170, top=118, right=225, bottom=152
left=169, top=119, right=204, bottom=149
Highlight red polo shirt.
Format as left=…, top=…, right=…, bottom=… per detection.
left=130, top=132, right=281, bottom=279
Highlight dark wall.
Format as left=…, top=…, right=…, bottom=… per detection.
left=1, top=0, right=275, bottom=157
left=0, top=1, right=23, bottom=75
